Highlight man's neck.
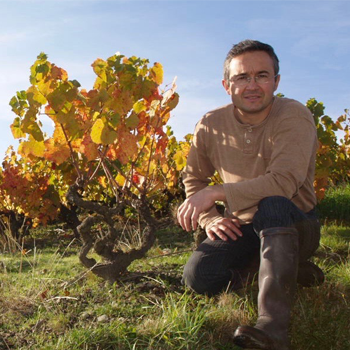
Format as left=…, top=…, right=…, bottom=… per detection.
left=234, top=106, right=272, bottom=126
left=234, top=100, right=275, bottom=126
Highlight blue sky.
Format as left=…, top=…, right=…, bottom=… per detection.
left=0, top=0, right=349, bottom=157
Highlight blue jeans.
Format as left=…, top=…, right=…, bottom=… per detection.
left=182, top=196, right=321, bottom=295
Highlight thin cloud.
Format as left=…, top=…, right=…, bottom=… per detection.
left=0, top=31, right=27, bottom=44
left=177, top=77, right=221, bottom=92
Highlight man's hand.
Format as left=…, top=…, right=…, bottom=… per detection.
left=177, top=185, right=225, bottom=232
left=206, top=217, right=242, bottom=241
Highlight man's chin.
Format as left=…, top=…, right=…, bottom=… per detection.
left=241, top=105, right=266, bottom=114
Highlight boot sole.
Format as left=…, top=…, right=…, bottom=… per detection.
left=233, top=326, right=276, bottom=350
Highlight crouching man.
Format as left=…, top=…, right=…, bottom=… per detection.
left=177, top=39, right=324, bottom=350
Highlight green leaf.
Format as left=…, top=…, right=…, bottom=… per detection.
left=17, top=90, right=27, bottom=100
left=126, top=113, right=139, bottom=129
left=27, top=86, right=47, bottom=106
left=37, top=52, right=48, bottom=61
left=31, top=61, right=50, bottom=84
left=307, top=98, right=324, bottom=118
left=24, top=121, right=44, bottom=142
left=56, top=110, right=82, bottom=140
left=21, top=109, right=44, bottom=142
left=43, top=184, right=61, bottom=207
left=48, top=89, right=66, bottom=111
left=9, top=96, right=20, bottom=114
left=71, top=79, right=81, bottom=88
left=108, top=113, right=121, bottom=127
left=10, top=117, right=25, bottom=139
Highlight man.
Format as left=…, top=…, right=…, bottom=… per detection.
left=177, top=40, right=324, bottom=350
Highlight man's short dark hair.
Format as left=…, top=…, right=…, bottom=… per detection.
left=223, top=40, right=280, bottom=84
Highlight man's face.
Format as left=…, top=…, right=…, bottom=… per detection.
left=222, top=51, right=280, bottom=122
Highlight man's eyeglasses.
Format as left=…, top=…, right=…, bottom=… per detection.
left=230, top=74, right=278, bottom=87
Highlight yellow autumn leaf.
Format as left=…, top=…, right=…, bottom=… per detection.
left=150, top=62, right=163, bottom=85
left=162, top=163, right=169, bottom=173
left=27, top=86, right=47, bottom=105
left=10, top=117, right=26, bottom=139
left=91, top=119, right=117, bottom=145
left=173, top=150, right=186, bottom=171
left=115, top=173, right=126, bottom=187
left=98, top=176, right=108, bottom=188
left=133, top=100, right=147, bottom=114
left=18, top=138, right=45, bottom=158
left=91, top=58, right=107, bottom=81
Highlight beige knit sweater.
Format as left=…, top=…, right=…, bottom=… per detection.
left=182, top=97, right=318, bottom=228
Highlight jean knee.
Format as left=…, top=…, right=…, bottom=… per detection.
left=182, top=258, right=230, bottom=296
left=253, top=196, right=294, bottom=231
left=258, top=196, right=292, bottom=212
left=182, top=261, right=209, bottom=294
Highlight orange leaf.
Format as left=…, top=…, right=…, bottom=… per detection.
left=44, top=138, right=70, bottom=165
left=116, top=130, right=138, bottom=164
left=79, top=134, right=99, bottom=161
left=51, top=65, right=68, bottom=81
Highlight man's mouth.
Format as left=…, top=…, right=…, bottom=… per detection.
left=244, top=95, right=261, bottom=101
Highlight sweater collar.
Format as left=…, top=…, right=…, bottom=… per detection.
left=231, top=97, right=277, bottom=129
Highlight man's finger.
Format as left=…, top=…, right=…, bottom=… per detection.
left=227, top=221, right=243, bottom=237
left=212, top=227, right=230, bottom=241
left=223, top=228, right=239, bottom=241
left=177, top=202, right=189, bottom=231
left=216, top=224, right=239, bottom=241
left=232, top=218, right=241, bottom=227
left=183, top=203, right=195, bottom=232
left=220, top=219, right=243, bottom=237
left=206, top=219, right=242, bottom=241
left=191, top=207, right=199, bottom=231
left=208, top=226, right=230, bottom=241
left=206, top=231, right=216, bottom=241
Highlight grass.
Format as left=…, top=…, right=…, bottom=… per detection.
left=317, top=182, right=350, bottom=225
left=0, top=223, right=349, bottom=350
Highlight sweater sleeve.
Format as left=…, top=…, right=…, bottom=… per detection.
left=182, top=119, right=224, bottom=229
left=223, top=109, right=317, bottom=213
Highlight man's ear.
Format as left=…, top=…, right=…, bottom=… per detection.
left=222, top=79, right=231, bottom=95
left=273, top=74, right=281, bottom=92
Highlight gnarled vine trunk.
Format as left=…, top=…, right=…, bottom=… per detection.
left=66, top=183, right=157, bottom=282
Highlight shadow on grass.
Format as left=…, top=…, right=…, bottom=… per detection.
left=292, top=282, right=350, bottom=350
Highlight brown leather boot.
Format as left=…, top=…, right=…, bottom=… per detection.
left=233, top=227, right=299, bottom=350
left=297, top=260, right=325, bottom=287
left=230, top=258, right=324, bottom=291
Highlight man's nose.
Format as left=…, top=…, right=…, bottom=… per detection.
left=246, top=77, right=259, bottom=88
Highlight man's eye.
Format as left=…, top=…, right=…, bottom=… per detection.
left=257, top=74, right=268, bottom=79
left=236, top=76, right=247, bottom=82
